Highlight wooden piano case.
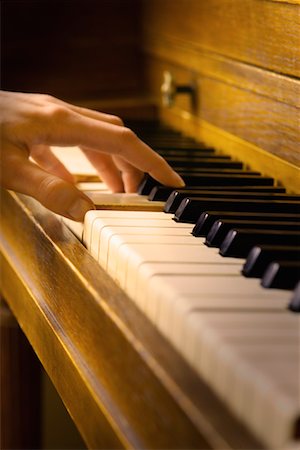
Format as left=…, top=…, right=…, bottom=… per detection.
left=1, top=0, right=299, bottom=448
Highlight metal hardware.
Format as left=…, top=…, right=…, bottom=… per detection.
left=161, top=71, right=194, bottom=107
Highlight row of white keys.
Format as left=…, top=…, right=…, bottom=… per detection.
left=146, top=275, right=290, bottom=340
left=83, top=210, right=298, bottom=448
left=185, top=311, right=299, bottom=448
left=124, top=247, right=240, bottom=304
left=102, top=225, right=191, bottom=272
left=136, top=263, right=240, bottom=312
left=84, top=210, right=171, bottom=253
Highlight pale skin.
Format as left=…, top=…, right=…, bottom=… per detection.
left=0, top=91, right=184, bottom=221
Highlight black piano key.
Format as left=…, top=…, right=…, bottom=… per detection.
left=126, top=120, right=167, bottom=131
left=164, top=157, right=243, bottom=169
left=148, top=185, right=287, bottom=202
left=152, top=142, right=214, bottom=150
left=165, top=190, right=300, bottom=214
left=261, top=261, right=300, bottom=290
left=146, top=137, right=200, bottom=144
left=219, top=229, right=300, bottom=258
left=138, top=175, right=161, bottom=195
left=193, top=211, right=300, bottom=237
left=205, top=220, right=300, bottom=247
left=174, top=197, right=300, bottom=223
left=148, top=186, right=178, bottom=201
left=155, top=150, right=216, bottom=158
left=162, top=168, right=258, bottom=175
left=288, top=281, right=300, bottom=312
left=142, top=133, right=193, bottom=140
left=242, top=245, right=300, bottom=278
left=138, top=173, right=275, bottom=195
left=173, top=173, right=275, bottom=186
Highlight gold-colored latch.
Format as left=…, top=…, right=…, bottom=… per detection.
left=161, top=71, right=195, bottom=107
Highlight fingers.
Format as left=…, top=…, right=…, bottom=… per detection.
left=34, top=109, right=184, bottom=188
left=112, top=155, right=144, bottom=192
left=1, top=91, right=184, bottom=195
left=31, top=144, right=75, bottom=183
left=82, top=147, right=144, bottom=193
left=41, top=94, right=124, bottom=126
left=2, top=146, right=94, bottom=221
left=81, top=147, right=124, bottom=192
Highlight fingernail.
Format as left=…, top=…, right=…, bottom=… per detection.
left=171, top=172, right=185, bottom=187
left=68, top=198, right=93, bottom=221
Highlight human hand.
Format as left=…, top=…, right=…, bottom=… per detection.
left=0, top=91, right=184, bottom=220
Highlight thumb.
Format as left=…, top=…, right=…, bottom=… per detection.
left=3, top=158, right=94, bottom=221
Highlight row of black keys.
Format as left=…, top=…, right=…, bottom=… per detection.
left=130, top=122, right=300, bottom=313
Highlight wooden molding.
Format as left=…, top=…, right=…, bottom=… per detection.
left=0, top=189, right=263, bottom=449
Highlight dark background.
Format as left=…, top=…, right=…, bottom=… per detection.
left=1, top=0, right=143, bottom=102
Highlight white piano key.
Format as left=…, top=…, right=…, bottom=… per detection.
left=100, top=225, right=193, bottom=270
left=115, top=240, right=207, bottom=288
left=147, top=275, right=290, bottom=340
left=85, top=210, right=169, bottom=220
left=77, top=182, right=110, bottom=191
left=85, top=192, right=165, bottom=210
left=134, top=262, right=241, bottom=309
left=65, top=207, right=299, bottom=448
left=87, top=215, right=192, bottom=264
left=82, top=191, right=165, bottom=211
left=114, top=236, right=197, bottom=287
left=84, top=210, right=172, bottom=251
left=121, top=244, right=241, bottom=309
left=184, top=312, right=300, bottom=448
left=51, top=146, right=98, bottom=176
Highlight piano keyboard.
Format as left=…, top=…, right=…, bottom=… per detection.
left=56, top=122, right=300, bottom=449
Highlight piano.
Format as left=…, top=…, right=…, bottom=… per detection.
left=1, top=1, right=299, bottom=449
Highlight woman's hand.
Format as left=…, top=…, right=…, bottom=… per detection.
left=0, top=91, right=184, bottom=220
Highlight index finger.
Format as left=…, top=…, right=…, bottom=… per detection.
left=37, top=108, right=185, bottom=188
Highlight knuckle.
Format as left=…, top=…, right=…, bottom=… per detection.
left=37, top=175, right=65, bottom=205
left=31, top=145, right=45, bottom=158
left=40, top=93, right=55, bottom=103
left=120, top=127, right=137, bottom=145
left=109, top=115, right=124, bottom=126
left=43, top=105, right=71, bottom=123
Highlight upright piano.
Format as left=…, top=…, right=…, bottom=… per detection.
left=1, top=1, right=299, bottom=449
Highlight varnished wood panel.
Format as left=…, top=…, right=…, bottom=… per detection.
left=144, top=57, right=300, bottom=168
left=141, top=0, right=300, bottom=77
left=0, top=188, right=263, bottom=449
left=142, top=34, right=300, bottom=108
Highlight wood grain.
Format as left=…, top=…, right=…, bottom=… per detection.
left=141, top=0, right=300, bottom=77
left=0, top=188, right=263, bottom=449
left=144, top=57, right=300, bottom=168
left=142, top=34, right=300, bottom=108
